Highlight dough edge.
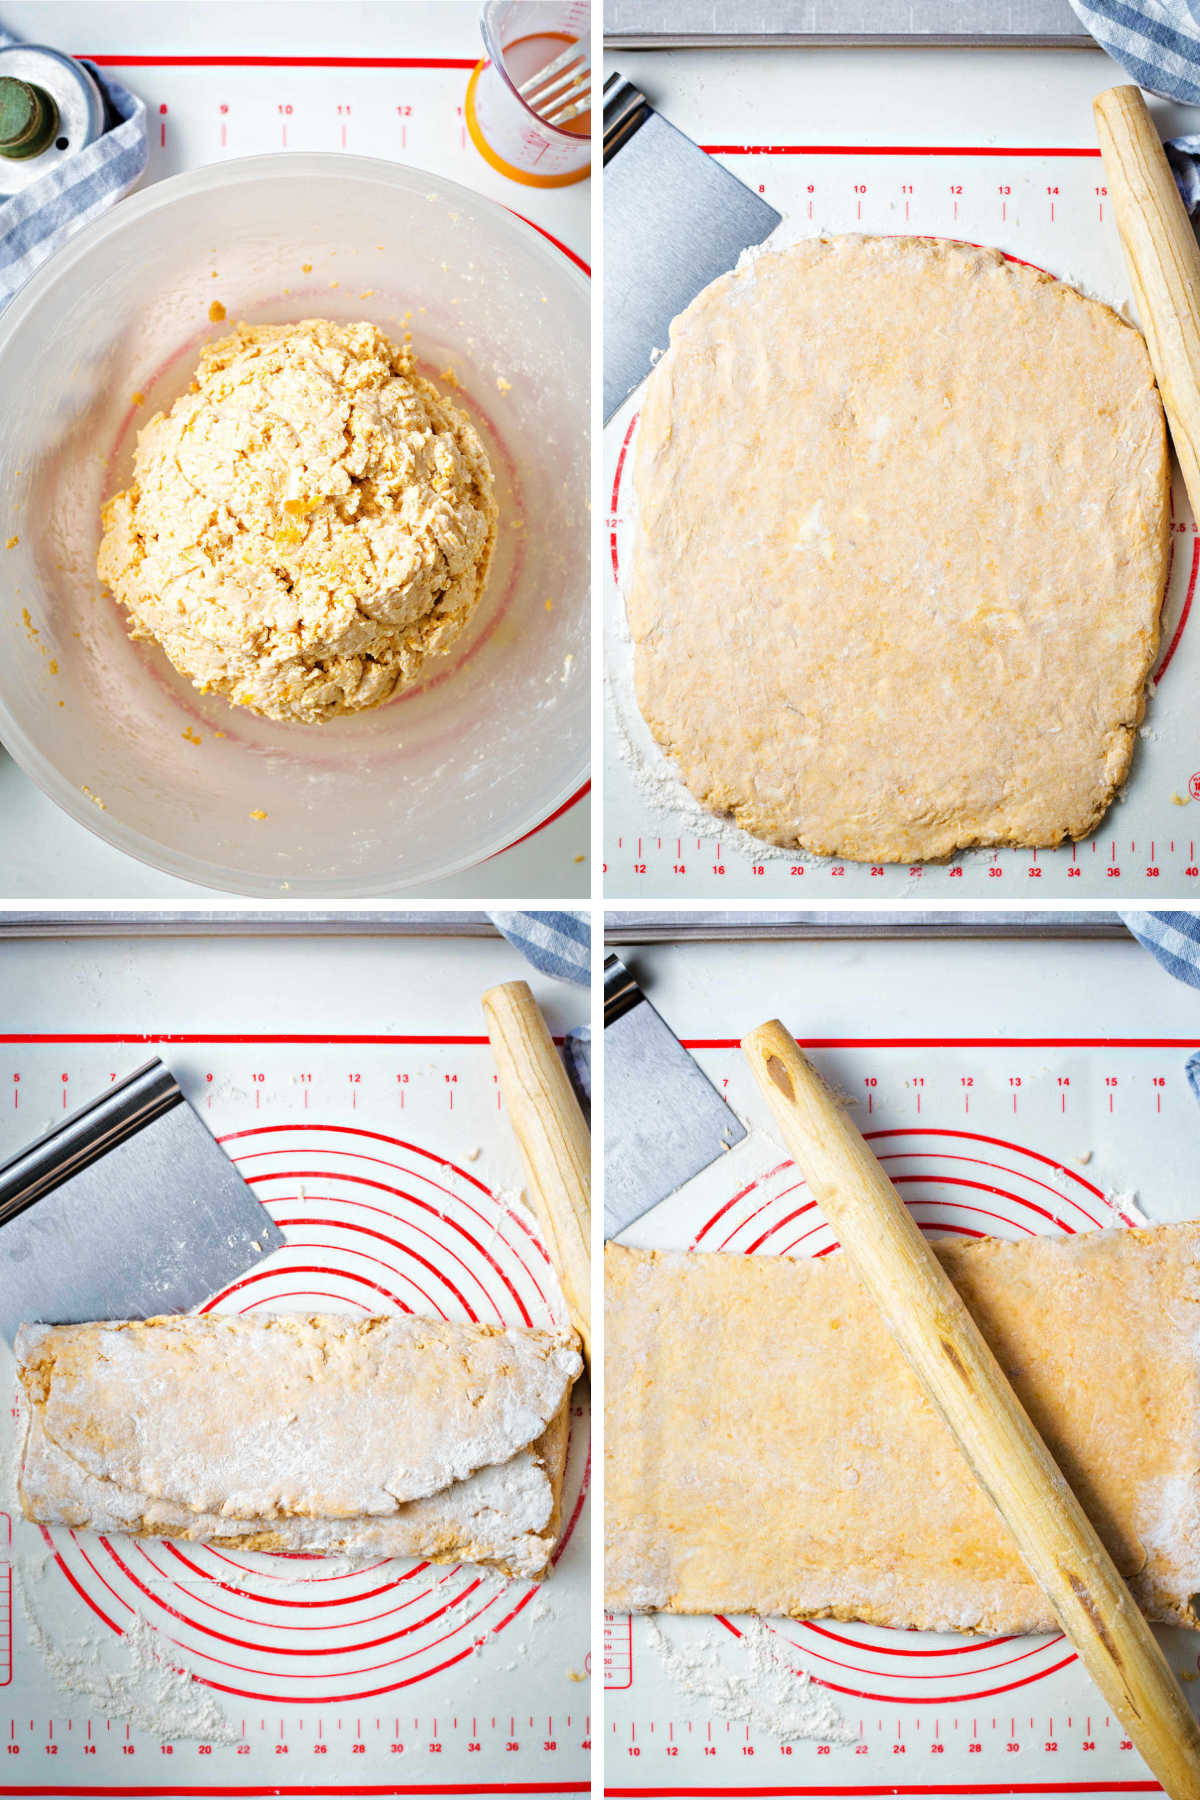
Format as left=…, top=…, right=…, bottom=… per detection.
left=628, top=235, right=1170, bottom=864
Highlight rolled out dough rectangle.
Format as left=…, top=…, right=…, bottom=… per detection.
left=18, top=1312, right=582, bottom=1580
left=605, top=1225, right=1200, bottom=1633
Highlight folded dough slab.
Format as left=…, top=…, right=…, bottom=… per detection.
left=18, top=1312, right=583, bottom=1579
left=605, top=1226, right=1200, bottom=1633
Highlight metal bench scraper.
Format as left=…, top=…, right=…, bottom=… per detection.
left=603, top=72, right=781, bottom=421
left=605, top=952, right=749, bottom=1237
left=0, top=1057, right=287, bottom=1343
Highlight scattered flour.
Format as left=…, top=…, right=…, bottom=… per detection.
left=280, top=1550, right=380, bottom=1578
left=644, top=1615, right=857, bottom=1746
left=484, top=1185, right=528, bottom=1259
left=483, top=1187, right=571, bottom=1327
left=1102, top=1187, right=1151, bottom=1227
left=606, top=665, right=794, bottom=864
left=1044, top=1169, right=1148, bottom=1229
left=204, top=1078, right=254, bottom=1110
left=733, top=218, right=837, bottom=272
left=2, top=1391, right=21, bottom=1513
left=443, top=1568, right=508, bottom=1650
left=5, top=1409, right=234, bottom=1742
left=17, top=1564, right=240, bottom=1744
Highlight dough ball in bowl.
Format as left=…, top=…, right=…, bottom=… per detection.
left=0, top=155, right=588, bottom=895
left=97, top=320, right=498, bottom=725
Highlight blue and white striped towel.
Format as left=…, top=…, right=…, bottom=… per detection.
left=1068, top=0, right=1200, bottom=211
left=1122, top=909, right=1200, bottom=987
left=487, top=911, right=591, bottom=1102
left=0, top=26, right=147, bottom=313
left=1069, top=0, right=1200, bottom=105
left=488, top=911, right=589, bottom=987
left=1120, top=911, right=1200, bottom=1103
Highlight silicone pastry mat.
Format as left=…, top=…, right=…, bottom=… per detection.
left=604, top=44, right=1200, bottom=901
left=0, top=929, right=590, bottom=1797
left=602, top=923, right=1200, bottom=1795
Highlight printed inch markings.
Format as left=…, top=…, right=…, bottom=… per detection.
left=0, top=1514, right=11, bottom=1687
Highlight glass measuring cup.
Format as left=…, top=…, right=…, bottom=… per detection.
left=466, top=0, right=591, bottom=188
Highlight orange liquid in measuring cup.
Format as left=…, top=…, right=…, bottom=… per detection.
left=502, top=32, right=591, bottom=138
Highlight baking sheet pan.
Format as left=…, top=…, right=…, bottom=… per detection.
left=605, top=0, right=1090, bottom=46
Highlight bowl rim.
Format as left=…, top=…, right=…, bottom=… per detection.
left=0, top=150, right=590, bottom=355
left=0, top=151, right=590, bottom=897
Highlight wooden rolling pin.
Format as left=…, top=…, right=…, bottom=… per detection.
left=483, top=981, right=590, bottom=1363
left=742, top=1019, right=1200, bottom=1800
left=1095, top=85, right=1200, bottom=521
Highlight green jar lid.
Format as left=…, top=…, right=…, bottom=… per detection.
left=0, top=77, right=59, bottom=161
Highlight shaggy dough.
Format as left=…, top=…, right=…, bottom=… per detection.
left=97, top=320, right=498, bottom=725
left=605, top=1225, right=1200, bottom=1633
left=629, top=237, right=1169, bottom=863
left=18, top=1313, right=582, bottom=1579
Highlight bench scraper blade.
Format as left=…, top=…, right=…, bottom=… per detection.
left=0, top=1057, right=287, bottom=1343
left=604, top=952, right=747, bottom=1237
left=604, top=73, right=781, bottom=421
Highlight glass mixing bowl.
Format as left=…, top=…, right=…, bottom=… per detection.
left=0, top=154, right=589, bottom=895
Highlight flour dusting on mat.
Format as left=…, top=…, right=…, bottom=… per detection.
left=486, top=1187, right=572, bottom=1325
left=1103, top=1187, right=1151, bottom=1227
left=607, top=667, right=793, bottom=863
left=644, top=1615, right=857, bottom=1746
left=17, top=1565, right=239, bottom=1743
